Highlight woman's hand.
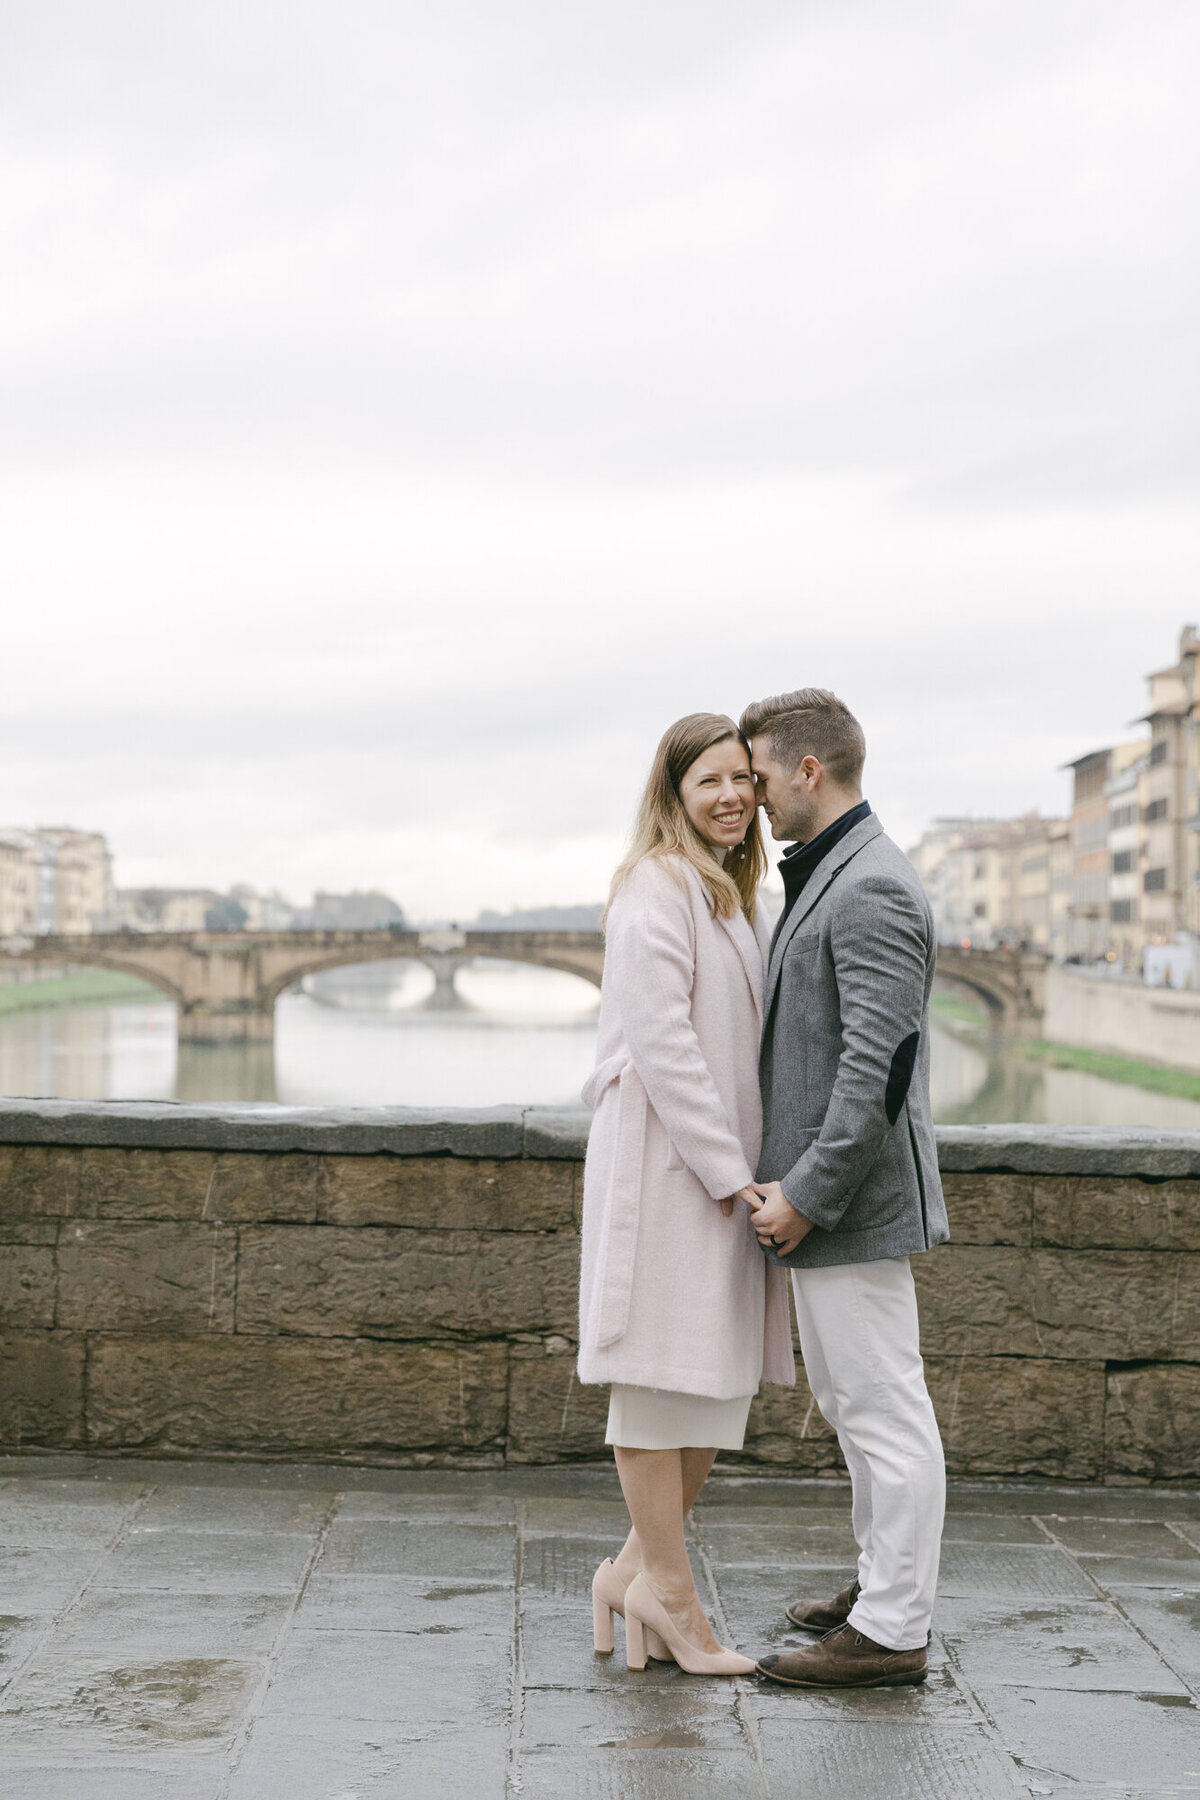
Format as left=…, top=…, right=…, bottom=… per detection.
left=743, top=1180, right=813, bottom=1256
left=720, top=1184, right=763, bottom=1217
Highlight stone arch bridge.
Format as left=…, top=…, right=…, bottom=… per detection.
left=1, top=929, right=1047, bottom=1043
left=0, top=929, right=605, bottom=1043
left=933, top=944, right=1047, bottom=1033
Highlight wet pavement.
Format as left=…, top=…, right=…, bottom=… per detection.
left=1, top=1459, right=1199, bottom=1796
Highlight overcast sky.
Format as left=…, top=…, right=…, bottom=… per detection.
left=3, top=0, right=1197, bottom=918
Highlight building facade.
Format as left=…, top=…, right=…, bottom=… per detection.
left=0, top=829, right=114, bottom=936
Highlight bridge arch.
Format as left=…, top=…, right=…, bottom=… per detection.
left=1, top=943, right=186, bottom=1010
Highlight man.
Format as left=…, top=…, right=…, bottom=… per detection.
left=739, top=687, right=947, bottom=1690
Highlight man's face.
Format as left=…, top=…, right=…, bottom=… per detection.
left=750, top=739, right=822, bottom=843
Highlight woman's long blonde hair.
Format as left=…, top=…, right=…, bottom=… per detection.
left=607, top=713, right=767, bottom=923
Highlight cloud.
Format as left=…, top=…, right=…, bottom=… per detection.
left=0, top=0, right=1196, bottom=912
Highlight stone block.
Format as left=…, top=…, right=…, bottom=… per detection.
left=522, top=1108, right=590, bottom=1160
left=1106, top=1364, right=1200, bottom=1480
left=0, top=1146, right=79, bottom=1218
left=506, top=1345, right=609, bottom=1461
left=936, top=1123, right=1200, bottom=1178
left=87, top=1335, right=509, bottom=1455
left=940, top=1173, right=1032, bottom=1246
left=76, top=1148, right=216, bottom=1220
left=926, top=1355, right=1105, bottom=1479
left=1034, top=1176, right=1200, bottom=1250
left=738, top=1374, right=845, bottom=1472
left=0, top=1238, right=56, bottom=1328
left=915, top=1245, right=1198, bottom=1361
left=56, top=1222, right=237, bottom=1334
left=235, top=1226, right=578, bottom=1339
left=205, top=1153, right=324, bottom=1223
left=0, top=1330, right=85, bottom=1447
left=0, top=1098, right=527, bottom=1157
left=316, top=1155, right=577, bottom=1231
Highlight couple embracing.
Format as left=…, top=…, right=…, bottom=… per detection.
left=578, top=687, right=948, bottom=1687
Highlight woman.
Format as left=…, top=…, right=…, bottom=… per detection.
left=578, top=712, right=795, bottom=1676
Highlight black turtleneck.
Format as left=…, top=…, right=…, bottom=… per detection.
left=777, top=799, right=872, bottom=929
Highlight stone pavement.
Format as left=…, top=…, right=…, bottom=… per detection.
left=1, top=1460, right=1200, bottom=1797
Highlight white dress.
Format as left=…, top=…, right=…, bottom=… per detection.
left=606, top=1383, right=754, bottom=1451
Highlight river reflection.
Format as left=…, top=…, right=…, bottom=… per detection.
left=1, top=961, right=1199, bottom=1127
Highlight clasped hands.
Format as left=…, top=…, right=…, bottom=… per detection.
left=719, top=1181, right=813, bottom=1257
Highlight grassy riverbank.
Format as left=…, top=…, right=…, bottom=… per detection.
left=1018, top=1039, right=1200, bottom=1103
left=930, top=988, right=989, bottom=1028
left=0, top=971, right=164, bottom=1016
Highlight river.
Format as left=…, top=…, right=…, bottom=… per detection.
left=1, top=960, right=1199, bottom=1128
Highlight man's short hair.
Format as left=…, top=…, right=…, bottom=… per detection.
left=739, top=688, right=866, bottom=785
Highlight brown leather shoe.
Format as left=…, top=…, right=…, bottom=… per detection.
left=757, top=1622, right=927, bottom=1689
left=785, top=1578, right=860, bottom=1633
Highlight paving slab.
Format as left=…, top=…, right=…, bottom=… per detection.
left=520, top=1681, right=747, bottom=1749
left=937, top=1597, right=1189, bottom=1693
left=297, top=1571, right=514, bottom=1634
left=516, top=1746, right=765, bottom=1798
left=48, top=1590, right=292, bottom=1660
left=519, top=1531, right=618, bottom=1602
left=259, top=1625, right=511, bottom=1728
left=335, top=1488, right=517, bottom=1522
left=756, top=1718, right=1026, bottom=1799
left=318, top=1518, right=516, bottom=1580
left=0, top=1482, right=145, bottom=1545
left=0, top=1757, right=226, bottom=1799
left=0, top=1654, right=261, bottom=1754
left=228, top=1717, right=509, bottom=1800
left=130, top=1486, right=331, bottom=1536
left=942, top=1510, right=1050, bottom=1544
left=981, top=1685, right=1200, bottom=1789
left=0, top=1547, right=102, bottom=1613
left=520, top=1599, right=692, bottom=1691
left=1112, top=1586, right=1200, bottom=1683
left=698, top=1519, right=862, bottom=1567
left=96, top=1528, right=316, bottom=1594
left=0, top=1614, right=53, bottom=1688
left=938, top=1541, right=1097, bottom=1600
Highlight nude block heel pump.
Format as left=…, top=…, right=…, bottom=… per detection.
left=623, top=1574, right=756, bottom=1677
left=592, top=1581, right=616, bottom=1654
left=591, top=1558, right=670, bottom=1660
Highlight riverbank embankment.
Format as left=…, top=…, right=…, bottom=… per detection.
left=1044, top=962, right=1200, bottom=1077
left=1, top=1099, right=1198, bottom=1482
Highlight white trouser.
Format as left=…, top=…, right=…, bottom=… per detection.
left=791, top=1257, right=945, bottom=1651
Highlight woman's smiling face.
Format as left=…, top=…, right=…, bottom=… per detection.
left=678, top=737, right=756, bottom=850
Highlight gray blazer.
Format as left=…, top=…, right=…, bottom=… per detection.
left=758, top=813, right=949, bottom=1269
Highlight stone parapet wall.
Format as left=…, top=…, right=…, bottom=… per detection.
left=2, top=1101, right=1200, bottom=1482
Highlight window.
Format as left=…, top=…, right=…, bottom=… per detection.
left=973, top=902, right=987, bottom=918
left=1111, top=850, right=1134, bottom=874
left=1111, top=900, right=1134, bottom=923
left=1144, top=868, right=1168, bottom=892
left=1144, top=799, right=1169, bottom=823
left=1150, top=740, right=1169, bottom=766
left=1109, top=804, right=1137, bottom=830
left=973, top=862, right=986, bottom=880
left=1022, top=855, right=1048, bottom=873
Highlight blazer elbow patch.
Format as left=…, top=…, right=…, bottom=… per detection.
left=885, top=1031, right=920, bottom=1125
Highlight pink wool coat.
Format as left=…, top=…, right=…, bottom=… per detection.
left=577, top=855, right=795, bottom=1400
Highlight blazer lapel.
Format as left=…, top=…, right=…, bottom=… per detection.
left=719, top=907, right=766, bottom=1029
left=764, top=815, right=884, bottom=1013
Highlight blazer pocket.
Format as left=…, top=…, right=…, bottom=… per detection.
left=786, top=933, right=820, bottom=957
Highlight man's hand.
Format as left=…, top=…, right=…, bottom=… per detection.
left=720, top=1184, right=762, bottom=1218
left=741, top=1180, right=813, bottom=1256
